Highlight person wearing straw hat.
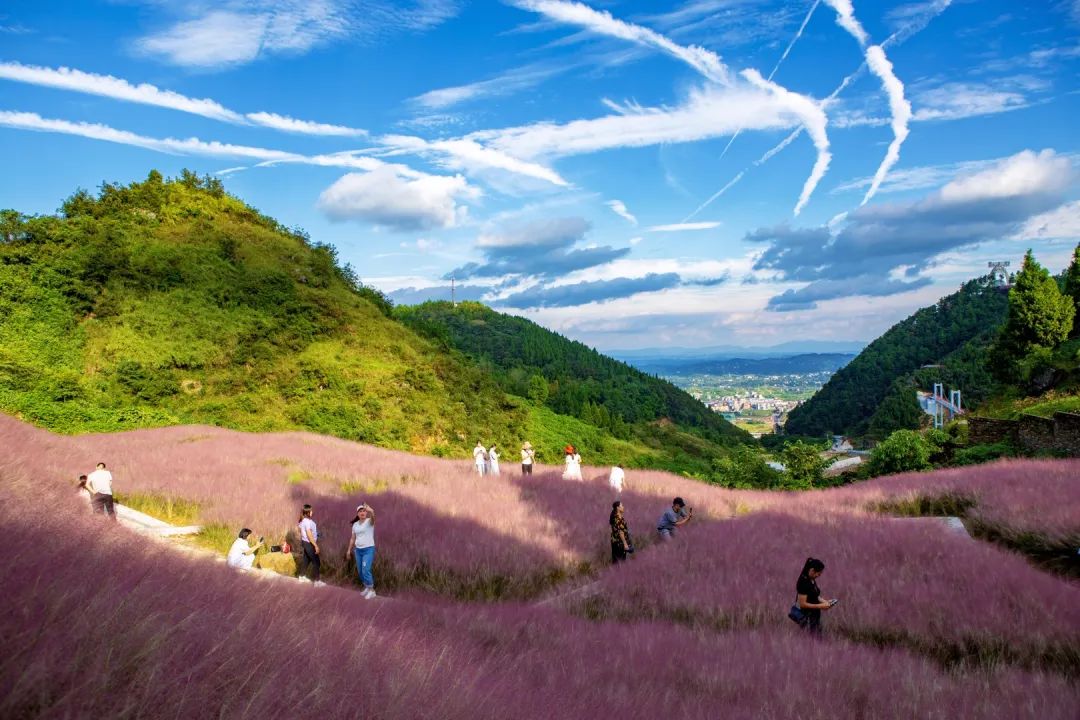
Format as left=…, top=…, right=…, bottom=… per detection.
left=346, top=503, right=377, bottom=599
left=521, top=441, right=535, bottom=475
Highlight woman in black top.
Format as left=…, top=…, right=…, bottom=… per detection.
left=796, top=557, right=837, bottom=635
left=610, top=501, right=633, bottom=563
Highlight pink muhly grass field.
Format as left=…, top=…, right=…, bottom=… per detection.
left=2, top=466, right=1077, bottom=720
left=3, top=413, right=1079, bottom=599
left=571, top=511, right=1080, bottom=673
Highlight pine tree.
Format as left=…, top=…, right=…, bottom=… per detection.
left=1064, top=243, right=1080, bottom=338
left=991, top=250, right=1076, bottom=381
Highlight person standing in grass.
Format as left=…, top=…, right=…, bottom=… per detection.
left=610, top=501, right=633, bottom=563
left=488, top=444, right=501, bottom=476
left=656, top=497, right=692, bottom=539
left=795, top=557, right=837, bottom=636
left=86, top=462, right=117, bottom=520
left=297, top=504, right=324, bottom=586
left=346, top=503, right=377, bottom=599
left=608, top=464, right=625, bottom=494
left=521, top=442, right=535, bottom=475
left=473, top=441, right=487, bottom=476
left=227, top=529, right=264, bottom=571
left=563, top=445, right=583, bottom=481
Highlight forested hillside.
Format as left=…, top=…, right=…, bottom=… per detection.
left=396, top=301, right=752, bottom=460
left=0, top=171, right=525, bottom=454
left=785, top=276, right=1009, bottom=438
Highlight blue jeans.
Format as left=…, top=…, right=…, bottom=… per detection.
left=354, top=546, right=375, bottom=589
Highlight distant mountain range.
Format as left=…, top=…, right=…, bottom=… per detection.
left=610, top=340, right=866, bottom=363
left=628, top=353, right=857, bottom=376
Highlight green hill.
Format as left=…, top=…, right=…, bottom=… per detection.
left=0, top=170, right=525, bottom=454
left=0, top=170, right=749, bottom=475
left=784, top=276, right=1009, bottom=438
left=395, top=301, right=753, bottom=470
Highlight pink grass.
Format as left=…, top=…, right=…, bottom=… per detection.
left=2, top=466, right=1077, bottom=719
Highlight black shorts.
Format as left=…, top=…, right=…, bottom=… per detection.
left=92, top=493, right=115, bottom=516
left=522, top=464, right=533, bottom=475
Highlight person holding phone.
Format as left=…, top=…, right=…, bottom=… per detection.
left=656, top=497, right=692, bottom=539
left=226, top=528, right=264, bottom=571
left=795, top=557, right=837, bottom=636
left=346, top=503, right=377, bottom=599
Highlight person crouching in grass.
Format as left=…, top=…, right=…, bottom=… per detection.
left=227, top=528, right=264, bottom=571
left=346, top=503, right=377, bottom=599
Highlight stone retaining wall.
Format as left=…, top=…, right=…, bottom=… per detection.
left=968, top=412, right=1080, bottom=456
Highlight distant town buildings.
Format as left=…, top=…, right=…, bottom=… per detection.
left=706, top=392, right=800, bottom=415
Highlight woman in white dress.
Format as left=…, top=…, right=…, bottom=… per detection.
left=488, top=444, right=501, bottom=476
left=563, top=445, right=583, bottom=481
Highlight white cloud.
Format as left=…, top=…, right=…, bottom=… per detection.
left=860, top=44, right=912, bottom=205
left=606, top=200, right=637, bottom=225
left=134, top=1, right=460, bottom=69
left=136, top=10, right=275, bottom=68
left=317, top=166, right=480, bottom=231
left=822, top=0, right=870, bottom=46
left=912, top=82, right=1031, bottom=121
left=515, top=0, right=733, bottom=85
left=244, top=111, right=367, bottom=137
left=1014, top=201, right=1080, bottom=241
left=0, top=110, right=392, bottom=174
left=378, top=134, right=568, bottom=187
left=0, top=61, right=243, bottom=123
left=937, top=149, right=1073, bottom=204
left=411, top=64, right=565, bottom=109
left=0, top=61, right=368, bottom=136
left=646, top=221, right=721, bottom=232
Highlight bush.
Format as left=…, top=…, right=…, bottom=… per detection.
left=953, top=442, right=1017, bottom=466
left=780, top=441, right=826, bottom=489
left=867, top=430, right=935, bottom=477
left=709, top=446, right=781, bottom=489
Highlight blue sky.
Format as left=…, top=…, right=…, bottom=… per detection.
left=2, top=0, right=1078, bottom=350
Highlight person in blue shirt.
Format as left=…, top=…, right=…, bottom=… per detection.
left=656, top=497, right=693, bottom=539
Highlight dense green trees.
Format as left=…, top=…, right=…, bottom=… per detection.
left=1063, top=244, right=1080, bottom=339
left=785, top=276, right=1009, bottom=438
left=990, top=250, right=1076, bottom=382
left=396, top=301, right=750, bottom=448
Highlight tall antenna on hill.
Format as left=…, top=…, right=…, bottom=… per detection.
left=451, top=275, right=456, bottom=307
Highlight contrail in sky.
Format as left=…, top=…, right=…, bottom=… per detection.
left=686, top=0, right=950, bottom=221
left=685, top=0, right=823, bottom=221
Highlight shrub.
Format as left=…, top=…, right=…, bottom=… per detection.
left=780, top=441, right=826, bottom=488
left=953, top=442, right=1018, bottom=466
left=867, top=430, right=934, bottom=477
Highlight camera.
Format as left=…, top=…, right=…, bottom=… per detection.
left=269, top=544, right=283, bottom=553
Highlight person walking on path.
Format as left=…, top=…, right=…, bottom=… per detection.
left=297, top=504, right=324, bottom=586
left=794, top=557, right=837, bottom=636
left=608, top=465, right=625, bottom=494
left=656, top=497, right=692, bottom=539
left=346, top=503, right=377, bottom=599
left=488, top=444, right=501, bottom=476
left=87, top=462, right=117, bottom=520
left=473, top=441, right=487, bottom=476
left=610, top=501, right=633, bottom=563
left=521, top=442, right=535, bottom=475
left=227, top=529, right=264, bottom=571
left=563, top=445, right=583, bottom=481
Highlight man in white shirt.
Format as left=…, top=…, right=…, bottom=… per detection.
left=227, top=529, right=263, bottom=570
left=609, top=465, right=625, bottom=494
left=86, top=462, right=117, bottom=520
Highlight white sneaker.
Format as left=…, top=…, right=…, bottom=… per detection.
left=313, top=581, right=327, bottom=588
left=363, top=588, right=376, bottom=599
left=297, top=576, right=311, bottom=583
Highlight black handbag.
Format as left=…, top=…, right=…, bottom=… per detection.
left=788, top=599, right=808, bottom=626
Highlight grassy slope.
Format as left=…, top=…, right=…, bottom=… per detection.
left=397, top=301, right=752, bottom=474
left=0, top=173, right=525, bottom=455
